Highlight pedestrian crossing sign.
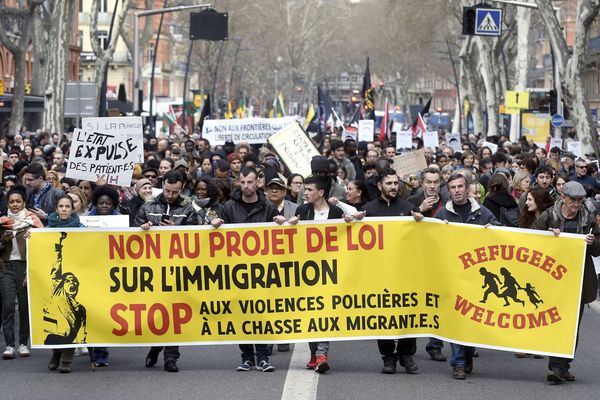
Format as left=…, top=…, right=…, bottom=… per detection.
left=475, top=7, right=502, bottom=36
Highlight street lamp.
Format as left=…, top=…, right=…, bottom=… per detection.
left=133, top=3, right=212, bottom=116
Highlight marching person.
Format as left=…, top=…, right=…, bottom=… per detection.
left=434, top=173, right=499, bottom=380
left=135, top=171, right=198, bottom=373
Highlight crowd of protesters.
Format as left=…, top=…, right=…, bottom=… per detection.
left=0, top=125, right=598, bottom=383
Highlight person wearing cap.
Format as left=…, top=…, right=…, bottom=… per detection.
left=142, top=166, right=159, bottom=188
left=296, top=156, right=346, bottom=205
left=532, top=180, right=600, bottom=384
left=121, top=179, right=154, bottom=226
left=227, top=152, right=243, bottom=179
left=265, top=174, right=298, bottom=220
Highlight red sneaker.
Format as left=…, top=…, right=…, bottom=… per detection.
left=306, top=355, right=317, bottom=369
left=315, top=355, right=330, bottom=374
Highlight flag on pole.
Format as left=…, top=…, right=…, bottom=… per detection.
left=411, top=98, right=431, bottom=138
left=303, top=104, right=316, bottom=131
left=198, top=93, right=211, bottom=133
left=317, top=86, right=333, bottom=141
left=236, top=98, right=246, bottom=119
left=379, top=99, right=390, bottom=142
left=276, top=91, right=286, bottom=117
left=361, top=57, right=375, bottom=120
left=163, top=105, right=177, bottom=128
left=224, top=101, right=234, bottom=119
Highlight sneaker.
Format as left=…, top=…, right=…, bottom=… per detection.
left=17, top=345, right=30, bottom=357
left=59, top=362, right=71, bottom=374
left=427, top=350, right=447, bottom=362
left=164, top=360, right=179, bottom=373
left=257, top=359, right=275, bottom=372
left=306, top=355, right=317, bottom=369
left=236, top=359, right=255, bottom=371
left=315, top=355, right=330, bottom=374
left=48, top=353, right=60, bottom=371
left=453, top=365, right=466, bottom=380
left=547, top=367, right=565, bottom=383
left=381, top=356, right=397, bottom=374
left=17, top=344, right=30, bottom=357
left=398, top=355, right=418, bottom=374
left=96, top=360, right=109, bottom=367
left=2, top=346, right=15, bottom=360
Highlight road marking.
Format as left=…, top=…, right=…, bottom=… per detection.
left=590, top=299, right=600, bottom=314
left=281, top=344, right=319, bottom=400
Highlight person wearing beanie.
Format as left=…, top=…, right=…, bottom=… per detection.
left=227, top=153, right=243, bottom=178
left=296, top=156, right=346, bottom=205
left=121, top=179, right=154, bottom=226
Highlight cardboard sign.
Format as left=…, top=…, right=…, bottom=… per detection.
left=550, top=138, right=563, bottom=151
left=202, top=117, right=296, bottom=145
left=481, top=141, right=498, bottom=154
left=358, top=120, right=374, bottom=142
left=567, top=141, right=581, bottom=158
left=268, top=122, right=320, bottom=178
left=66, top=117, right=144, bottom=187
left=423, top=131, right=439, bottom=150
left=392, top=149, right=427, bottom=177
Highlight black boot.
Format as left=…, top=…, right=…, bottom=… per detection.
left=381, top=356, right=396, bottom=374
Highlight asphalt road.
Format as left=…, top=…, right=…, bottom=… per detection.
left=1, top=303, right=600, bottom=400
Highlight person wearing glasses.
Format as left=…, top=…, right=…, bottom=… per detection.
left=570, top=158, right=600, bottom=191
left=135, top=171, right=199, bottom=373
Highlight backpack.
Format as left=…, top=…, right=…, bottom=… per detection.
left=499, top=206, right=520, bottom=227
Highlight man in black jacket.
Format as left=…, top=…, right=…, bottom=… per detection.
left=211, top=166, right=284, bottom=372
left=362, top=168, right=423, bottom=375
left=135, top=171, right=198, bottom=373
left=23, top=162, right=63, bottom=225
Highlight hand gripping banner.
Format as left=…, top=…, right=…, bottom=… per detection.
left=27, top=218, right=586, bottom=357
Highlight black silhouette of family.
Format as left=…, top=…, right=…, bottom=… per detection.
left=479, top=267, right=544, bottom=309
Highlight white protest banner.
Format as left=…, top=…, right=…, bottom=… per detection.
left=342, top=128, right=357, bottom=142
left=567, top=141, right=582, bottom=158
left=358, top=119, right=374, bottom=142
left=423, top=131, right=439, bottom=150
left=392, top=149, right=427, bottom=177
left=550, top=138, right=563, bottom=150
left=482, top=141, right=498, bottom=154
left=445, top=132, right=462, bottom=153
left=202, top=117, right=296, bottom=145
left=67, top=117, right=144, bottom=187
left=396, top=131, right=412, bottom=151
left=268, top=122, right=320, bottom=178
left=80, top=215, right=130, bottom=228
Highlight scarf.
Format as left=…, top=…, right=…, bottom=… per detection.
left=192, top=196, right=210, bottom=208
left=47, top=212, right=82, bottom=228
left=1, top=209, right=43, bottom=231
left=33, top=182, right=52, bottom=209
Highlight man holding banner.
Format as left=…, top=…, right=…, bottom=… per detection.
left=532, top=181, right=600, bottom=383
left=434, top=173, right=499, bottom=380
left=135, top=171, right=199, bottom=373
left=362, top=169, right=424, bottom=375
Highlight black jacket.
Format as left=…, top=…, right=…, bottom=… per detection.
left=121, top=195, right=146, bottom=227
left=482, top=191, right=519, bottom=223
left=221, top=189, right=278, bottom=224
left=363, top=196, right=416, bottom=217
left=134, top=194, right=198, bottom=226
left=296, top=203, right=344, bottom=221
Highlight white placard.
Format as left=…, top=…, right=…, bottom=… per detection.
left=66, top=117, right=144, bottom=187
left=80, top=215, right=130, bottom=228
left=445, top=132, right=462, bottom=153
left=201, top=117, right=296, bottom=145
left=423, top=131, right=439, bottom=150
left=268, top=122, right=321, bottom=178
left=550, top=138, right=563, bottom=150
left=481, top=141, right=498, bottom=154
left=396, top=131, right=413, bottom=151
left=567, top=141, right=581, bottom=158
left=358, top=120, right=374, bottom=142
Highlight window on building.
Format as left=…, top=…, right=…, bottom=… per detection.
left=78, top=30, right=83, bottom=49
left=100, top=0, right=108, bottom=13
left=98, top=30, right=108, bottom=50
left=147, top=43, right=155, bottom=63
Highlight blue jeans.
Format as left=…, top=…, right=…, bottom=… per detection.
left=239, top=344, right=269, bottom=362
left=426, top=338, right=444, bottom=353
left=449, top=343, right=474, bottom=367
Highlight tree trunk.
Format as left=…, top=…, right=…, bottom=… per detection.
left=478, top=37, right=500, bottom=137
left=510, top=6, right=531, bottom=141
left=30, top=4, right=50, bottom=96
left=43, top=0, right=75, bottom=135
left=9, top=50, right=26, bottom=135
left=460, top=36, right=485, bottom=136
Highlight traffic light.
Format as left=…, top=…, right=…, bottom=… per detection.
left=549, top=89, right=557, bottom=115
left=462, top=7, right=476, bottom=35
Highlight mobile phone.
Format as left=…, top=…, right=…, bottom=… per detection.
left=161, top=214, right=171, bottom=222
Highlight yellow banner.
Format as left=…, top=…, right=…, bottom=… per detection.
left=28, top=219, right=586, bottom=357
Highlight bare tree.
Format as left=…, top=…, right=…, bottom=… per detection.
left=535, top=0, right=600, bottom=157
left=0, top=0, right=43, bottom=135
left=30, top=2, right=51, bottom=96
left=42, top=0, right=76, bottom=135
left=89, top=0, right=133, bottom=112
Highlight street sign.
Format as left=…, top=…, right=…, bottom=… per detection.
left=475, top=7, right=502, bottom=36
left=505, top=91, right=529, bottom=109
left=551, top=114, right=564, bottom=128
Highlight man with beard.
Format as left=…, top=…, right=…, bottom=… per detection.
left=362, top=168, right=424, bottom=375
